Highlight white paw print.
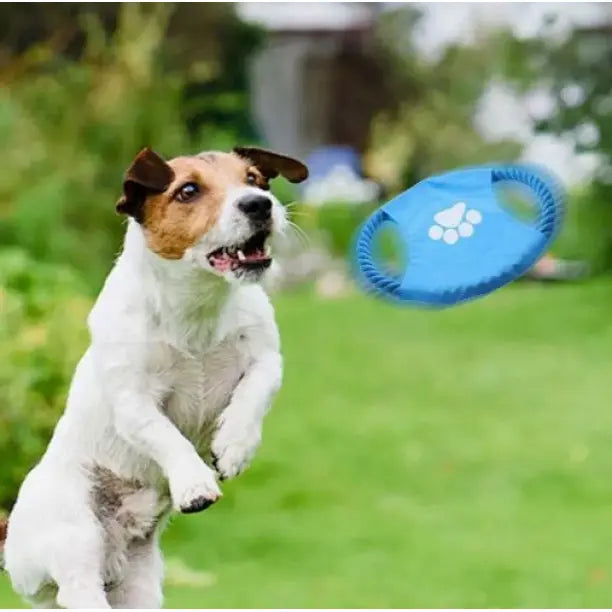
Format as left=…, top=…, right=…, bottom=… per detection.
left=428, top=201, right=482, bottom=245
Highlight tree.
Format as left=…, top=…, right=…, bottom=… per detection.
left=366, top=7, right=521, bottom=193
left=495, top=11, right=612, bottom=270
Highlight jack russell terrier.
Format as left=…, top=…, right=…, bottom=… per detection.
left=1, top=146, right=308, bottom=608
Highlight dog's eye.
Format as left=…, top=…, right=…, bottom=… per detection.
left=175, top=182, right=199, bottom=203
left=246, top=172, right=257, bottom=186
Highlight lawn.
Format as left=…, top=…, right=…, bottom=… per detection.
left=2, top=280, right=612, bottom=608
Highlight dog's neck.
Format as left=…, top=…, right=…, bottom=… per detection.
left=121, top=220, right=231, bottom=349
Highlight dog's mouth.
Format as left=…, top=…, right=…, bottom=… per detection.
left=207, top=230, right=272, bottom=273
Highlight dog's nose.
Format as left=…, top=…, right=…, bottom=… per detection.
left=238, top=195, right=272, bottom=221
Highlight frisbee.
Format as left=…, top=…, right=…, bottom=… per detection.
left=352, top=164, right=565, bottom=308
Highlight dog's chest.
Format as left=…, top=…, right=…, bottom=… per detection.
left=161, top=333, right=251, bottom=451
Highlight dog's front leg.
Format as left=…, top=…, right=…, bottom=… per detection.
left=111, top=389, right=222, bottom=513
left=212, top=350, right=282, bottom=480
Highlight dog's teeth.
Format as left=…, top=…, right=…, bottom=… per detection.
left=265, top=245, right=271, bottom=257
left=237, top=250, right=245, bottom=261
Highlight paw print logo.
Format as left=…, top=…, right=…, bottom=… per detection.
left=428, top=201, right=482, bottom=245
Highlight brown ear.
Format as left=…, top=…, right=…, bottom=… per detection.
left=116, top=148, right=175, bottom=221
left=233, top=146, right=309, bottom=184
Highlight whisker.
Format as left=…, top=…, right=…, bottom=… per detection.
left=286, top=221, right=311, bottom=248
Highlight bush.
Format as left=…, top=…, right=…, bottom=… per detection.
left=553, top=185, right=612, bottom=274
left=0, top=4, right=260, bottom=292
left=0, top=249, right=90, bottom=510
left=291, top=201, right=379, bottom=259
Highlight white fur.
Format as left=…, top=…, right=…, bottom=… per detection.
left=4, top=185, right=287, bottom=608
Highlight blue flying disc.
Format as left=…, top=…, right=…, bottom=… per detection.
left=352, top=164, right=565, bottom=308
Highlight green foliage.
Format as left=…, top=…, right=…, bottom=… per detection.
left=301, top=202, right=378, bottom=258
left=367, top=7, right=521, bottom=192
left=553, top=184, right=612, bottom=273
left=0, top=249, right=90, bottom=510
left=0, top=4, right=262, bottom=291
left=289, top=200, right=407, bottom=280
left=493, top=19, right=612, bottom=270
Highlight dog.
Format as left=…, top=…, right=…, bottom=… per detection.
left=1, top=146, right=308, bottom=608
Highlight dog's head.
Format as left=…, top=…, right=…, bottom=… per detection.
left=116, top=147, right=308, bottom=283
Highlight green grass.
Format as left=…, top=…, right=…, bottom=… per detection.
left=3, top=280, right=612, bottom=607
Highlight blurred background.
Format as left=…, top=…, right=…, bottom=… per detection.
left=2, top=2, right=612, bottom=607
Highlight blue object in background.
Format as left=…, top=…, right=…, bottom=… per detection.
left=305, top=146, right=362, bottom=181
left=352, top=164, right=565, bottom=308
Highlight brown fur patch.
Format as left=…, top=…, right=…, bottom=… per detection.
left=233, top=146, right=309, bottom=183
left=90, top=465, right=169, bottom=592
left=90, top=466, right=165, bottom=541
left=116, top=148, right=175, bottom=222
left=140, top=153, right=254, bottom=259
left=0, top=518, right=8, bottom=570
left=91, top=466, right=145, bottom=525
left=0, top=516, right=7, bottom=559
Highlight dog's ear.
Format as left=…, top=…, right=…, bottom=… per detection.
left=233, top=146, right=309, bottom=184
left=116, top=148, right=175, bottom=221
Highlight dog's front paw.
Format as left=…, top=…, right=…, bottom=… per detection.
left=211, top=422, right=261, bottom=481
left=169, top=462, right=222, bottom=514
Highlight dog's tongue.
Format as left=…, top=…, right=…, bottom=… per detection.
left=210, top=250, right=232, bottom=272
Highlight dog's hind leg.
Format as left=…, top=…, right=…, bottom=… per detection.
left=47, top=525, right=110, bottom=609
left=106, top=537, right=163, bottom=609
